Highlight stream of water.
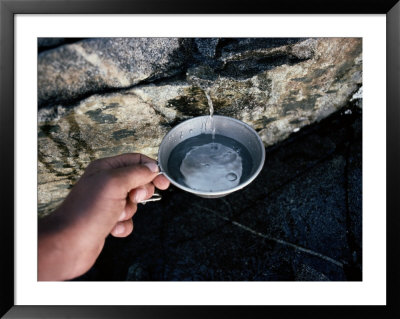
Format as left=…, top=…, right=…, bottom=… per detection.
left=204, top=89, right=216, bottom=141
left=168, top=85, right=249, bottom=192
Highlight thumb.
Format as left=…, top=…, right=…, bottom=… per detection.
left=108, top=162, right=160, bottom=193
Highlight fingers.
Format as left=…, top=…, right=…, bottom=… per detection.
left=129, top=183, right=155, bottom=204
left=152, top=174, right=170, bottom=190
left=104, top=153, right=147, bottom=169
left=139, top=154, right=158, bottom=164
left=118, top=199, right=137, bottom=221
left=113, top=198, right=137, bottom=237
left=108, top=162, right=159, bottom=193
left=111, top=219, right=134, bottom=237
left=101, top=153, right=157, bottom=169
left=85, top=153, right=157, bottom=174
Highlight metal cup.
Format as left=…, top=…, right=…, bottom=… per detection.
left=158, top=115, right=265, bottom=198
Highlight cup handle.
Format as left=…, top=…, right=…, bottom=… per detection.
left=138, top=162, right=164, bottom=204
left=139, top=192, right=162, bottom=204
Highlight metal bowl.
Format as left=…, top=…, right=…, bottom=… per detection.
left=158, top=115, right=265, bottom=198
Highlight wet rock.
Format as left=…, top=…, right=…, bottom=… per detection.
left=137, top=38, right=362, bottom=147
left=38, top=37, right=362, bottom=216
left=38, top=92, right=169, bottom=216
left=223, top=38, right=360, bottom=145
left=350, top=86, right=363, bottom=108
left=38, top=38, right=194, bottom=108
left=219, top=38, right=304, bottom=57
left=38, top=38, right=68, bottom=49
left=75, top=107, right=362, bottom=281
left=126, top=263, right=148, bottom=281
left=195, top=38, right=219, bottom=58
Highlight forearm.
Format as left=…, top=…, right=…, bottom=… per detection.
left=38, top=230, right=73, bottom=281
left=38, top=209, right=102, bottom=281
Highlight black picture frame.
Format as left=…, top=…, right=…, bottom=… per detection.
left=1, top=0, right=399, bottom=318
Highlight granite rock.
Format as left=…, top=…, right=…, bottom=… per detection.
left=74, top=107, right=362, bottom=281
left=38, top=37, right=362, bottom=216
left=194, top=38, right=220, bottom=58
left=38, top=92, right=169, bottom=216
left=38, top=38, right=69, bottom=49
left=38, top=38, right=194, bottom=108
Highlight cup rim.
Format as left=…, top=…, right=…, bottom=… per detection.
left=158, top=115, right=266, bottom=197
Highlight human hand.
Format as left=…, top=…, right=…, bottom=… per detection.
left=38, top=153, right=170, bottom=281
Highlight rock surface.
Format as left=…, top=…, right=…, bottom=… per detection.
left=74, top=105, right=362, bottom=281
left=38, top=38, right=68, bottom=49
left=38, top=37, right=362, bottom=217
left=38, top=38, right=194, bottom=108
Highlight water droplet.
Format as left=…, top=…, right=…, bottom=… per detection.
left=180, top=132, right=183, bottom=139
left=189, top=129, right=193, bottom=134
left=226, top=173, right=237, bottom=181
